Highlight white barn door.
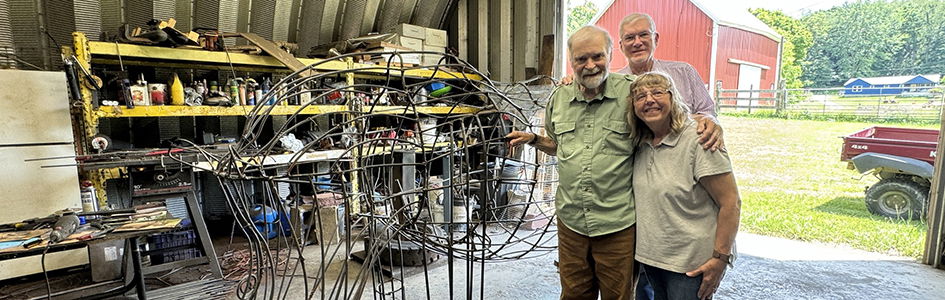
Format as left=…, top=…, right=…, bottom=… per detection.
left=737, top=64, right=762, bottom=110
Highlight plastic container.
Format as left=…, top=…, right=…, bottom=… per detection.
left=148, top=84, right=166, bottom=105
left=169, top=73, right=185, bottom=105
left=252, top=205, right=281, bottom=239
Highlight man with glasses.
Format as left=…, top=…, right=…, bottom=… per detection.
left=507, top=25, right=638, bottom=300
left=563, top=13, right=724, bottom=151
left=618, top=13, right=723, bottom=151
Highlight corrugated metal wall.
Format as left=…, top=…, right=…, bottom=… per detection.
left=714, top=25, right=780, bottom=90
left=451, top=0, right=561, bottom=82
left=592, top=0, right=714, bottom=82
left=0, top=0, right=14, bottom=68
left=0, top=0, right=563, bottom=82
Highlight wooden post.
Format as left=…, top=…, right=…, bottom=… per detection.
left=714, top=81, right=722, bottom=115
left=924, top=92, right=945, bottom=268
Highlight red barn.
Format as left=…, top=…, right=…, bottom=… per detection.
left=589, top=0, right=782, bottom=97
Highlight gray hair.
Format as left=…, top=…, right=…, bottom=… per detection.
left=619, top=13, right=657, bottom=34
left=626, top=71, right=691, bottom=141
left=567, top=25, right=612, bottom=56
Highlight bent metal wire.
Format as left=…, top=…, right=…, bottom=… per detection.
left=148, top=51, right=560, bottom=299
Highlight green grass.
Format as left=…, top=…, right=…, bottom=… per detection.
left=722, top=115, right=937, bottom=259
left=722, top=110, right=943, bottom=125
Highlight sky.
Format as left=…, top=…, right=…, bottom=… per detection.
left=579, top=0, right=855, bottom=18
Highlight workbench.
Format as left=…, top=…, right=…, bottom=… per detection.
left=0, top=223, right=227, bottom=300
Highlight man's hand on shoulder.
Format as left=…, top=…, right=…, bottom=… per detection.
left=693, top=114, right=724, bottom=151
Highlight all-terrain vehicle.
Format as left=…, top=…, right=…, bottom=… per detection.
left=841, top=126, right=938, bottom=220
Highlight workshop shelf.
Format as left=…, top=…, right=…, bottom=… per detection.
left=87, top=41, right=483, bottom=80
left=94, top=105, right=481, bottom=117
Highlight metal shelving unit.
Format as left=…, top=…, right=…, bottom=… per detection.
left=66, top=31, right=482, bottom=210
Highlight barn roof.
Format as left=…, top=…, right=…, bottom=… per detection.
left=844, top=74, right=942, bottom=86
left=589, top=0, right=782, bottom=41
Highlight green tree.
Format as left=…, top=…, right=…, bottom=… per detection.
left=801, top=1, right=901, bottom=87
left=567, top=0, right=598, bottom=34
left=798, top=0, right=945, bottom=87
left=751, top=8, right=812, bottom=88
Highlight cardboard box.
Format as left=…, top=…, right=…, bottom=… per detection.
left=422, top=45, right=446, bottom=65
left=370, top=42, right=422, bottom=65
left=397, top=36, right=423, bottom=51
left=424, top=28, right=448, bottom=47
left=389, top=23, right=426, bottom=39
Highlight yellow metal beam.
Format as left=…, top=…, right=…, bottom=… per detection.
left=92, top=105, right=479, bottom=118
left=94, top=105, right=348, bottom=117
left=361, top=106, right=481, bottom=114
left=87, top=41, right=483, bottom=80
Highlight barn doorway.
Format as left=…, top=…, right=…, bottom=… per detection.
left=736, top=64, right=762, bottom=110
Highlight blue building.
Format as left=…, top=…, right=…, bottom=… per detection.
left=843, top=74, right=941, bottom=96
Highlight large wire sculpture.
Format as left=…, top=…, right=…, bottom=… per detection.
left=133, top=51, right=558, bottom=299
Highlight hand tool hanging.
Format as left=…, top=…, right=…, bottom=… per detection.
left=46, top=29, right=102, bottom=105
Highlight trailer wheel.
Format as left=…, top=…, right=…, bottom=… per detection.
left=865, top=177, right=928, bottom=220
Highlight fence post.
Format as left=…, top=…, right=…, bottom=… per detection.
left=877, top=97, right=882, bottom=118
left=878, top=87, right=885, bottom=118
left=748, top=84, right=754, bottom=114
left=715, top=81, right=722, bottom=115
left=777, top=80, right=786, bottom=114
left=938, top=86, right=945, bottom=120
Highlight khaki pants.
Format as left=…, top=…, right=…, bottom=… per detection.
left=558, top=220, right=636, bottom=300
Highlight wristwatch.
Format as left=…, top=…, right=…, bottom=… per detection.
left=712, top=249, right=734, bottom=267
left=527, top=133, right=539, bottom=145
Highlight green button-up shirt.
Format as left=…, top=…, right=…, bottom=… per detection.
left=546, top=73, right=637, bottom=237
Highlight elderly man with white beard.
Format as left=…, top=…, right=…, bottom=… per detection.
left=507, top=25, right=638, bottom=300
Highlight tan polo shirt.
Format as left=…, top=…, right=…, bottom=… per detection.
left=545, top=73, right=637, bottom=237
left=633, top=120, right=733, bottom=273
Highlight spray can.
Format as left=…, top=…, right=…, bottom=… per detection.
left=246, top=78, right=258, bottom=105
left=228, top=79, right=239, bottom=103
left=209, top=80, right=219, bottom=93
left=131, top=74, right=151, bottom=106
left=169, top=73, right=185, bottom=105
left=149, top=83, right=166, bottom=105
left=194, top=80, right=206, bottom=99
left=262, top=77, right=273, bottom=105
left=237, top=78, right=247, bottom=105
left=80, top=181, right=99, bottom=216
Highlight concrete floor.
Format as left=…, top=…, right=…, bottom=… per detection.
left=6, top=229, right=943, bottom=299
left=719, top=232, right=945, bottom=299
left=283, top=230, right=945, bottom=299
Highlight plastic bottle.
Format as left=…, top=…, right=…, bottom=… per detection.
left=170, top=73, right=185, bottom=105
left=131, top=74, right=151, bottom=106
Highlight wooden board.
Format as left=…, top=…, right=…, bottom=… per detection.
left=113, top=218, right=181, bottom=232
left=240, top=33, right=316, bottom=77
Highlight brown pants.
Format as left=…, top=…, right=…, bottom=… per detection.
left=558, top=220, right=636, bottom=300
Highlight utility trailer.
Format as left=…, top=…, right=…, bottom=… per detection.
left=841, top=126, right=939, bottom=219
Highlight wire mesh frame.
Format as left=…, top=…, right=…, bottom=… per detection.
left=145, top=50, right=559, bottom=299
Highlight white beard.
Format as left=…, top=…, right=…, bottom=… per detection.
left=578, top=69, right=608, bottom=90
